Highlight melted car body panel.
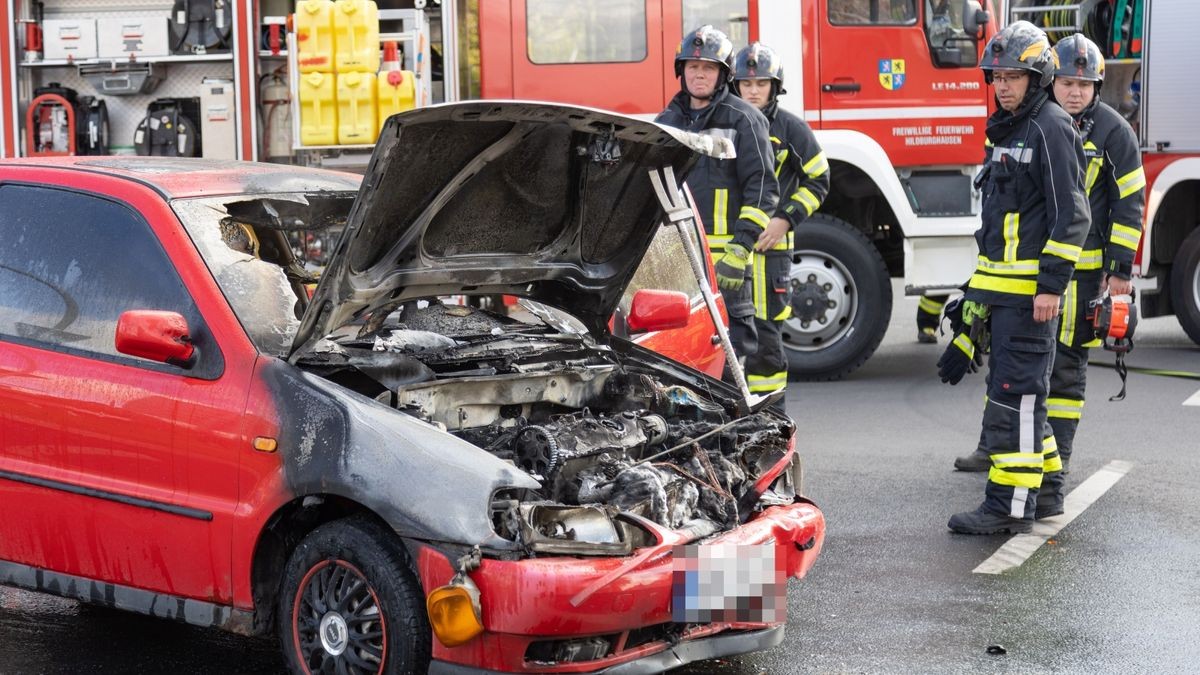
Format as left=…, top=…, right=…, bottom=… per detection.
left=260, top=358, right=539, bottom=548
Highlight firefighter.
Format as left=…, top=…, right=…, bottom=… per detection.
left=953, top=33, right=1147, bottom=478
left=655, top=26, right=780, bottom=372
left=940, top=21, right=1090, bottom=534
left=731, top=42, right=829, bottom=395
left=1043, top=33, right=1144, bottom=479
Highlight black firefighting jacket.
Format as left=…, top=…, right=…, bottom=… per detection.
left=764, top=100, right=829, bottom=250
left=966, top=89, right=1090, bottom=308
left=1075, top=99, right=1145, bottom=279
left=656, top=86, right=780, bottom=254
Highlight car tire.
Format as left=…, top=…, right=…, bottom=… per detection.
left=1171, top=227, right=1200, bottom=346
left=781, top=214, right=892, bottom=381
left=278, top=515, right=431, bottom=675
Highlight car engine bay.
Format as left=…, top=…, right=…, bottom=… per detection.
left=296, top=302, right=797, bottom=554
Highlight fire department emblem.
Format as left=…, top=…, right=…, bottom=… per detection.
left=879, top=59, right=906, bottom=90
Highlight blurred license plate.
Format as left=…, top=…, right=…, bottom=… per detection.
left=671, top=543, right=786, bottom=623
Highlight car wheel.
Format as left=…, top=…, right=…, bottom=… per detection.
left=781, top=214, right=892, bottom=381
left=1171, top=227, right=1200, bottom=346
left=278, top=515, right=431, bottom=675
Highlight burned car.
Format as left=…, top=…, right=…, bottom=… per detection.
left=0, top=102, right=824, bottom=674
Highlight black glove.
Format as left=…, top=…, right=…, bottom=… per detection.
left=937, top=332, right=980, bottom=385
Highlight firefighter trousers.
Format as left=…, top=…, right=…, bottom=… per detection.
left=980, top=305, right=1064, bottom=520
left=712, top=247, right=758, bottom=382
left=917, top=293, right=950, bottom=334
left=746, top=251, right=792, bottom=394
left=1047, top=272, right=1102, bottom=464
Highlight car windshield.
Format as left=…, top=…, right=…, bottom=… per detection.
left=173, top=191, right=356, bottom=357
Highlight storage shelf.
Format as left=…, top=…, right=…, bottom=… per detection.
left=20, top=53, right=234, bottom=68
left=1105, top=58, right=1141, bottom=65
left=259, top=50, right=290, bottom=58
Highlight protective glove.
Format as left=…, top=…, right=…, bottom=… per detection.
left=943, top=297, right=989, bottom=335
left=937, top=332, right=980, bottom=385
left=714, top=244, right=750, bottom=291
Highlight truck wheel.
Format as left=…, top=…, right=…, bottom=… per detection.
left=781, top=214, right=892, bottom=380
left=279, top=515, right=431, bottom=675
left=1171, top=227, right=1200, bottom=345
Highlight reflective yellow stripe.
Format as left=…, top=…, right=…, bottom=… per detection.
left=1047, top=396, right=1084, bottom=420
left=1116, top=166, right=1146, bottom=199
left=773, top=305, right=792, bottom=320
left=1059, top=280, right=1076, bottom=346
left=707, top=233, right=732, bottom=253
left=803, top=151, right=828, bottom=178
left=1084, top=155, right=1103, bottom=195
left=989, top=464, right=1044, bottom=488
left=753, top=253, right=768, bottom=319
left=976, top=256, right=1039, bottom=275
left=1043, top=239, right=1082, bottom=263
left=918, top=296, right=945, bottom=315
left=969, top=273, right=1038, bottom=295
left=1110, top=222, right=1141, bottom=251
left=990, top=452, right=1044, bottom=469
left=769, top=231, right=794, bottom=252
left=747, top=371, right=788, bottom=393
left=1042, top=435, right=1063, bottom=472
left=713, top=188, right=729, bottom=236
left=774, top=148, right=788, bottom=178
left=1003, top=212, right=1020, bottom=262
left=1082, top=337, right=1102, bottom=348
left=791, top=188, right=820, bottom=216
left=741, top=205, right=770, bottom=228
left=1076, top=248, right=1103, bottom=271
left=989, top=449, right=1045, bottom=489
left=952, top=332, right=974, bottom=359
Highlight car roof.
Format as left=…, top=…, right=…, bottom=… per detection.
left=0, top=156, right=362, bottom=199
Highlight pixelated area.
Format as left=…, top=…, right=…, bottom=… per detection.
left=671, top=543, right=786, bottom=623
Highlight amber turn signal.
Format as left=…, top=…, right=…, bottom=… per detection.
left=426, top=576, right=483, bottom=647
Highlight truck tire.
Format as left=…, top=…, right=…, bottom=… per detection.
left=1171, top=227, right=1200, bottom=345
left=781, top=214, right=892, bottom=380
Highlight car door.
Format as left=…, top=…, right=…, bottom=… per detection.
left=0, top=175, right=248, bottom=605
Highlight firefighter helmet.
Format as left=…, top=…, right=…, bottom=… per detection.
left=1053, top=33, right=1105, bottom=89
left=733, top=42, right=786, bottom=98
left=980, top=20, right=1058, bottom=88
left=674, top=25, right=735, bottom=82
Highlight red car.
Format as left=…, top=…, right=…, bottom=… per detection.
left=0, top=102, right=824, bottom=674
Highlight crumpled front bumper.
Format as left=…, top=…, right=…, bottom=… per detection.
left=415, top=500, right=825, bottom=673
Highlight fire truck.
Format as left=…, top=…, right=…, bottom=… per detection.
left=3, top=0, right=1005, bottom=378
left=997, top=0, right=1200, bottom=349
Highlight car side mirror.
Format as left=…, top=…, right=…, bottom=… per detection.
left=963, top=0, right=990, bottom=37
left=115, top=310, right=197, bottom=368
left=626, top=289, right=691, bottom=334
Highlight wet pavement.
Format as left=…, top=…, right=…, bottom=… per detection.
left=3, top=285, right=1199, bottom=673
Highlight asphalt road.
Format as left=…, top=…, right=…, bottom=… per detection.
left=3, top=283, right=1198, bottom=674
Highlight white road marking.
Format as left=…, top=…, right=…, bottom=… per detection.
left=973, top=460, right=1134, bottom=575
left=1184, top=389, right=1200, bottom=406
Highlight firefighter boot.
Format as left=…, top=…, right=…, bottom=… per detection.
left=953, top=447, right=991, bottom=472
left=948, top=505, right=1033, bottom=535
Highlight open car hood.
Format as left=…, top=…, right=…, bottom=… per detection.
left=290, top=101, right=731, bottom=359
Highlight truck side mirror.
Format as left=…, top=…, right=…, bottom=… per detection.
left=963, top=0, right=990, bottom=38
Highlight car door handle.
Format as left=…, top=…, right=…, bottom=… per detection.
left=822, top=82, right=861, bottom=93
